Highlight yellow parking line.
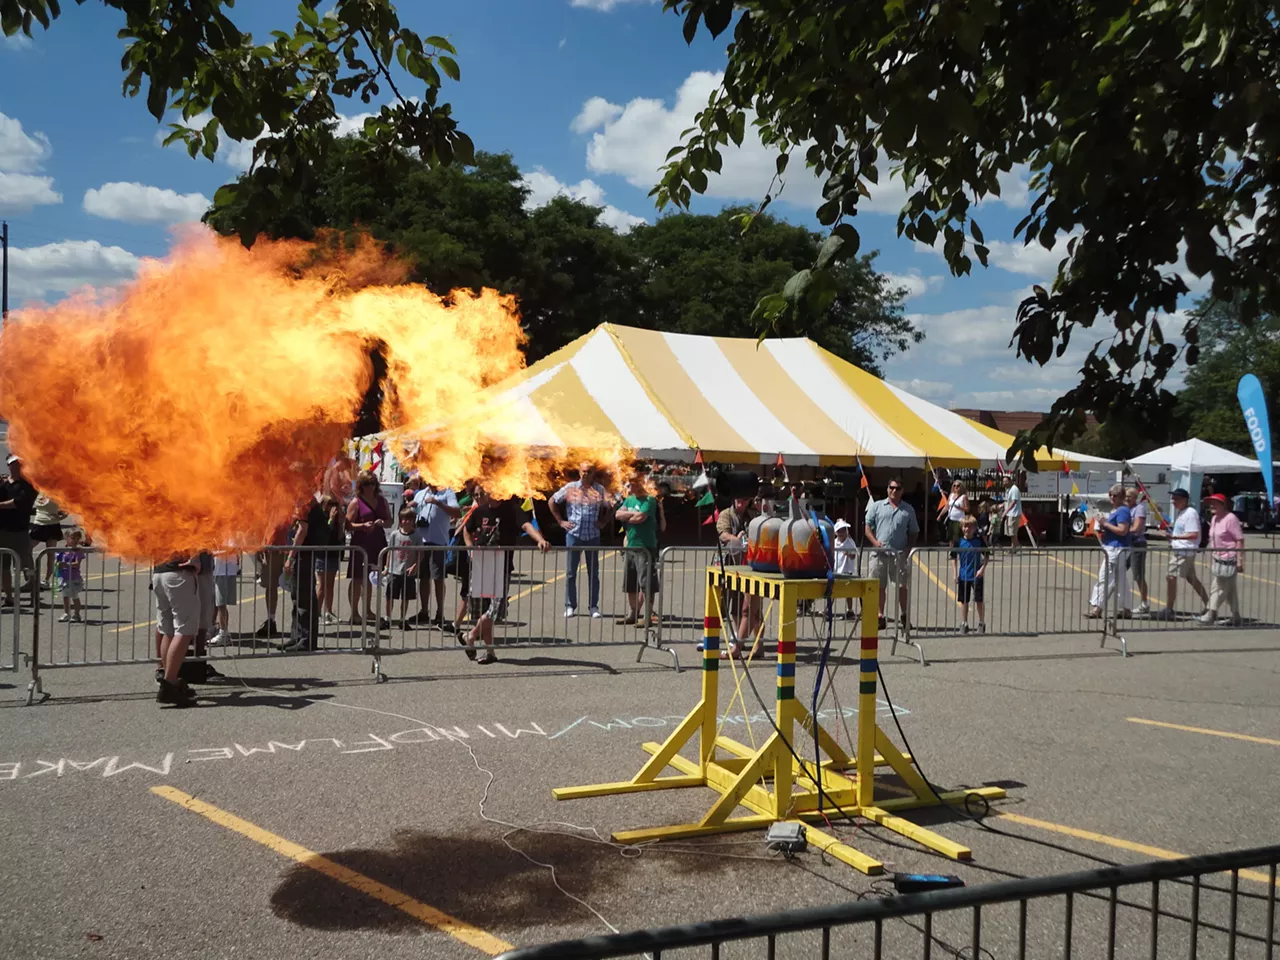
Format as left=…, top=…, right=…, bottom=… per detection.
left=1128, top=717, right=1280, bottom=747
left=151, top=786, right=512, bottom=954
left=508, top=551, right=618, bottom=603
left=110, top=592, right=264, bottom=634
left=911, top=553, right=956, bottom=601
left=993, top=811, right=1278, bottom=887
left=1047, top=553, right=1168, bottom=609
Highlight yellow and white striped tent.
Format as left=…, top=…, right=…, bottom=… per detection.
left=456, top=324, right=1091, bottom=470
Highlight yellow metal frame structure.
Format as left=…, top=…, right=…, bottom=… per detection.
left=553, top=565, right=1006, bottom=875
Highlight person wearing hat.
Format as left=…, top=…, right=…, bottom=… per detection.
left=0, top=455, right=38, bottom=608
left=1161, top=488, right=1208, bottom=618
left=1202, top=492, right=1244, bottom=625
left=832, top=519, right=857, bottom=619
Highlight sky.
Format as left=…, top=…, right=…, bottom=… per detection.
left=0, top=0, right=1196, bottom=411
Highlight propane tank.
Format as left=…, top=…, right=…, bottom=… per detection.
left=747, top=508, right=784, bottom=573
left=779, top=493, right=834, bottom=579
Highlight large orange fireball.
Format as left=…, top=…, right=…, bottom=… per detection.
left=0, top=230, right=528, bottom=560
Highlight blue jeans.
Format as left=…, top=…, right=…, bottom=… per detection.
left=565, top=534, right=601, bottom=610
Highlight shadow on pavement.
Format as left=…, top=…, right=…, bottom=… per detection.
left=270, top=828, right=789, bottom=933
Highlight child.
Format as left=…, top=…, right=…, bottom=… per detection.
left=383, top=507, right=420, bottom=630
left=975, top=500, right=993, bottom=545
left=951, top=515, right=987, bottom=634
left=832, top=519, right=857, bottom=619
left=210, top=552, right=240, bottom=645
left=55, top=528, right=87, bottom=622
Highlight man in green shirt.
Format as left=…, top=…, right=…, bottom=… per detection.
left=615, top=471, right=659, bottom=626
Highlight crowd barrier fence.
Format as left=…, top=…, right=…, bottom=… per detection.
left=22, top=542, right=679, bottom=701
left=495, top=843, right=1280, bottom=960
left=14, top=539, right=1280, bottom=701
left=652, top=543, right=1280, bottom=666
left=0, top=547, right=22, bottom=674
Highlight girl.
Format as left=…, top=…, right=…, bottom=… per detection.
left=55, top=528, right=87, bottom=622
left=210, top=552, right=240, bottom=645
left=938, top=480, right=968, bottom=545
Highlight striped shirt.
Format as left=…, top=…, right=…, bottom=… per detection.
left=552, top=480, right=607, bottom=540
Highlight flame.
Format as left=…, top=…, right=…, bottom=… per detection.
left=0, top=229, right=633, bottom=560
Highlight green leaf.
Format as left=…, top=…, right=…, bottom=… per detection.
left=425, top=35, right=457, bottom=54
left=438, top=55, right=460, bottom=82
left=782, top=268, right=813, bottom=303
left=815, top=234, right=844, bottom=270
left=729, top=111, right=746, bottom=147
left=298, top=3, right=319, bottom=28
left=776, top=152, right=789, bottom=176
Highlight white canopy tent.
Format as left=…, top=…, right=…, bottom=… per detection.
left=1128, top=438, right=1265, bottom=506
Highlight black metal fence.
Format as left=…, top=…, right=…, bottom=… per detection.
left=495, top=844, right=1280, bottom=960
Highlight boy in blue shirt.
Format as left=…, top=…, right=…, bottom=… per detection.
left=951, top=515, right=987, bottom=634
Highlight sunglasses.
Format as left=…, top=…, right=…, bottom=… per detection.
left=888, top=485, right=901, bottom=491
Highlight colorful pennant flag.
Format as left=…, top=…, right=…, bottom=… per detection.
left=696, top=490, right=715, bottom=508
left=702, top=509, right=720, bottom=527
left=775, top=452, right=789, bottom=483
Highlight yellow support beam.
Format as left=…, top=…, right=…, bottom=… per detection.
left=552, top=776, right=705, bottom=801
left=807, top=824, right=885, bottom=876
left=614, top=816, right=778, bottom=845
left=861, top=805, right=973, bottom=861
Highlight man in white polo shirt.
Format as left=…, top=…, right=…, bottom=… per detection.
left=1161, top=487, right=1208, bottom=618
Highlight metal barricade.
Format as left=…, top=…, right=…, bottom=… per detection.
left=0, top=546, right=21, bottom=675
left=24, top=544, right=376, bottom=702
left=654, top=545, right=720, bottom=647
left=496, top=843, right=1280, bottom=960
left=368, top=544, right=677, bottom=667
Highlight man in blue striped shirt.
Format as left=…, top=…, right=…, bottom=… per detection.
left=550, top=462, right=609, bottom=618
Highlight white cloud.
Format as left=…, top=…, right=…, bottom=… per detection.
left=0, top=172, right=61, bottom=213
left=7, top=240, right=141, bottom=307
left=571, top=96, right=624, bottom=135
left=985, top=236, right=1076, bottom=277
left=83, top=181, right=211, bottom=225
left=520, top=166, right=646, bottom=233
left=578, top=72, right=1034, bottom=217
left=882, top=270, right=943, bottom=301
left=890, top=378, right=955, bottom=403
left=0, top=112, right=51, bottom=173
left=0, top=112, right=60, bottom=213
left=569, top=0, right=658, bottom=10
left=2, top=33, right=32, bottom=50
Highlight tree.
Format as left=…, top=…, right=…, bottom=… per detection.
left=656, top=0, right=1280, bottom=457
left=2, top=0, right=472, bottom=237
left=626, top=208, right=918, bottom=374
left=207, top=142, right=918, bottom=371
left=1175, top=297, right=1280, bottom=455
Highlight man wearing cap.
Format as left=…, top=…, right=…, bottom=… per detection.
left=1202, top=492, right=1244, bottom=625
left=1161, top=488, right=1208, bottom=618
left=0, top=455, right=38, bottom=607
left=864, top=479, right=920, bottom=631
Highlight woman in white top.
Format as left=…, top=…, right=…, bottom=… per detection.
left=938, top=480, right=968, bottom=544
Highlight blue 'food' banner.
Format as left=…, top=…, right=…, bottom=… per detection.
left=1237, top=373, right=1274, bottom=505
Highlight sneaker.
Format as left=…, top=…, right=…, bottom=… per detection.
left=1085, top=607, right=1102, bottom=620
left=877, top=616, right=887, bottom=630
left=278, top=639, right=316, bottom=653
left=1136, top=602, right=1151, bottom=615
left=978, top=622, right=986, bottom=634
left=399, top=619, right=411, bottom=631
left=254, top=619, right=278, bottom=639
left=208, top=629, right=227, bottom=646
left=57, top=613, right=71, bottom=622
left=477, top=650, right=499, bottom=665
left=564, top=606, right=577, bottom=618
left=589, top=607, right=602, bottom=619
left=459, top=635, right=477, bottom=660
left=431, top=615, right=445, bottom=629
left=1199, top=612, right=1216, bottom=625
left=322, top=612, right=339, bottom=625
left=71, top=613, right=83, bottom=623
left=960, top=622, right=969, bottom=635
left=1118, top=609, right=1133, bottom=619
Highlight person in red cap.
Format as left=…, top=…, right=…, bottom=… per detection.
left=1202, top=493, right=1244, bottom=626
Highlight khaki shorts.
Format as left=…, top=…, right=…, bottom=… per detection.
left=869, top=551, right=912, bottom=588
left=1003, top=514, right=1021, bottom=537
left=1167, top=552, right=1197, bottom=579
left=153, top=570, right=200, bottom=637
